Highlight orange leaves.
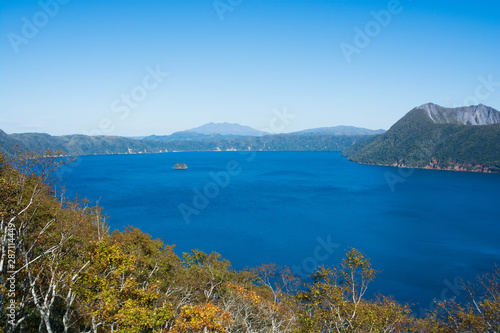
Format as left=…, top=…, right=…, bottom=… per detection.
left=226, top=282, right=263, bottom=305
left=170, top=303, right=232, bottom=333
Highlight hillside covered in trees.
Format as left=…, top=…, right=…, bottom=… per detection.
left=343, top=104, right=500, bottom=173
left=1, top=151, right=499, bottom=332
left=0, top=129, right=368, bottom=157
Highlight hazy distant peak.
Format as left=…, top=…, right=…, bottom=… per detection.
left=416, top=103, right=500, bottom=125
left=187, top=122, right=269, bottom=136
left=292, top=125, right=385, bottom=136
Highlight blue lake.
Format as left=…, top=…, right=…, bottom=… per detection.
left=60, top=151, right=500, bottom=312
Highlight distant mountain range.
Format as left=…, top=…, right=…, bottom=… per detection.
left=0, top=123, right=378, bottom=157
left=135, top=122, right=267, bottom=143
left=0, top=130, right=169, bottom=156
left=292, top=126, right=385, bottom=136
left=140, top=124, right=382, bottom=142
left=2, top=104, right=499, bottom=173
left=342, top=103, right=500, bottom=172
left=141, top=132, right=241, bottom=142
left=187, top=122, right=270, bottom=136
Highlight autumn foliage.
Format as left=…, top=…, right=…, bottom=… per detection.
left=0, top=152, right=499, bottom=332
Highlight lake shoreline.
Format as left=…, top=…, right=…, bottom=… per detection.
left=348, top=160, right=497, bottom=173
left=68, top=150, right=499, bottom=174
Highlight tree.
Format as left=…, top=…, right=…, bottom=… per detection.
left=75, top=241, right=173, bottom=332
left=418, top=265, right=500, bottom=332
left=170, top=303, right=232, bottom=333
left=2, top=150, right=499, bottom=332
left=296, top=248, right=411, bottom=332
left=0, top=150, right=90, bottom=332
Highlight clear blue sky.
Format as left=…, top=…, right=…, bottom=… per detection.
left=1, top=0, right=499, bottom=136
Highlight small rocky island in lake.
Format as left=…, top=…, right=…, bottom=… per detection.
left=173, top=163, right=188, bottom=170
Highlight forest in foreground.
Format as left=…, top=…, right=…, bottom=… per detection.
left=0, top=151, right=499, bottom=333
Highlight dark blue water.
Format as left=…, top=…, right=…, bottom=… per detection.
left=60, top=151, right=500, bottom=312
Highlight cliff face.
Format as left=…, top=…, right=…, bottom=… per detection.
left=419, top=103, right=500, bottom=125
left=422, top=158, right=494, bottom=173
left=342, top=103, right=500, bottom=173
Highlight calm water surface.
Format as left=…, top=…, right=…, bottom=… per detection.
left=61, top=151, right=500, bottom=311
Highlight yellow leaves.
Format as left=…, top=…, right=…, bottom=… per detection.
left=86, top=242, right=137, bottom=277
left=112, top=299, right=173, bottom=333
left=4, top=149, right=499, bottom=333
left=342, top=248, right=377, bottom=279
left=170, top=303, right=232, bottom=333
left=75, top=240, right=173, bottom=332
